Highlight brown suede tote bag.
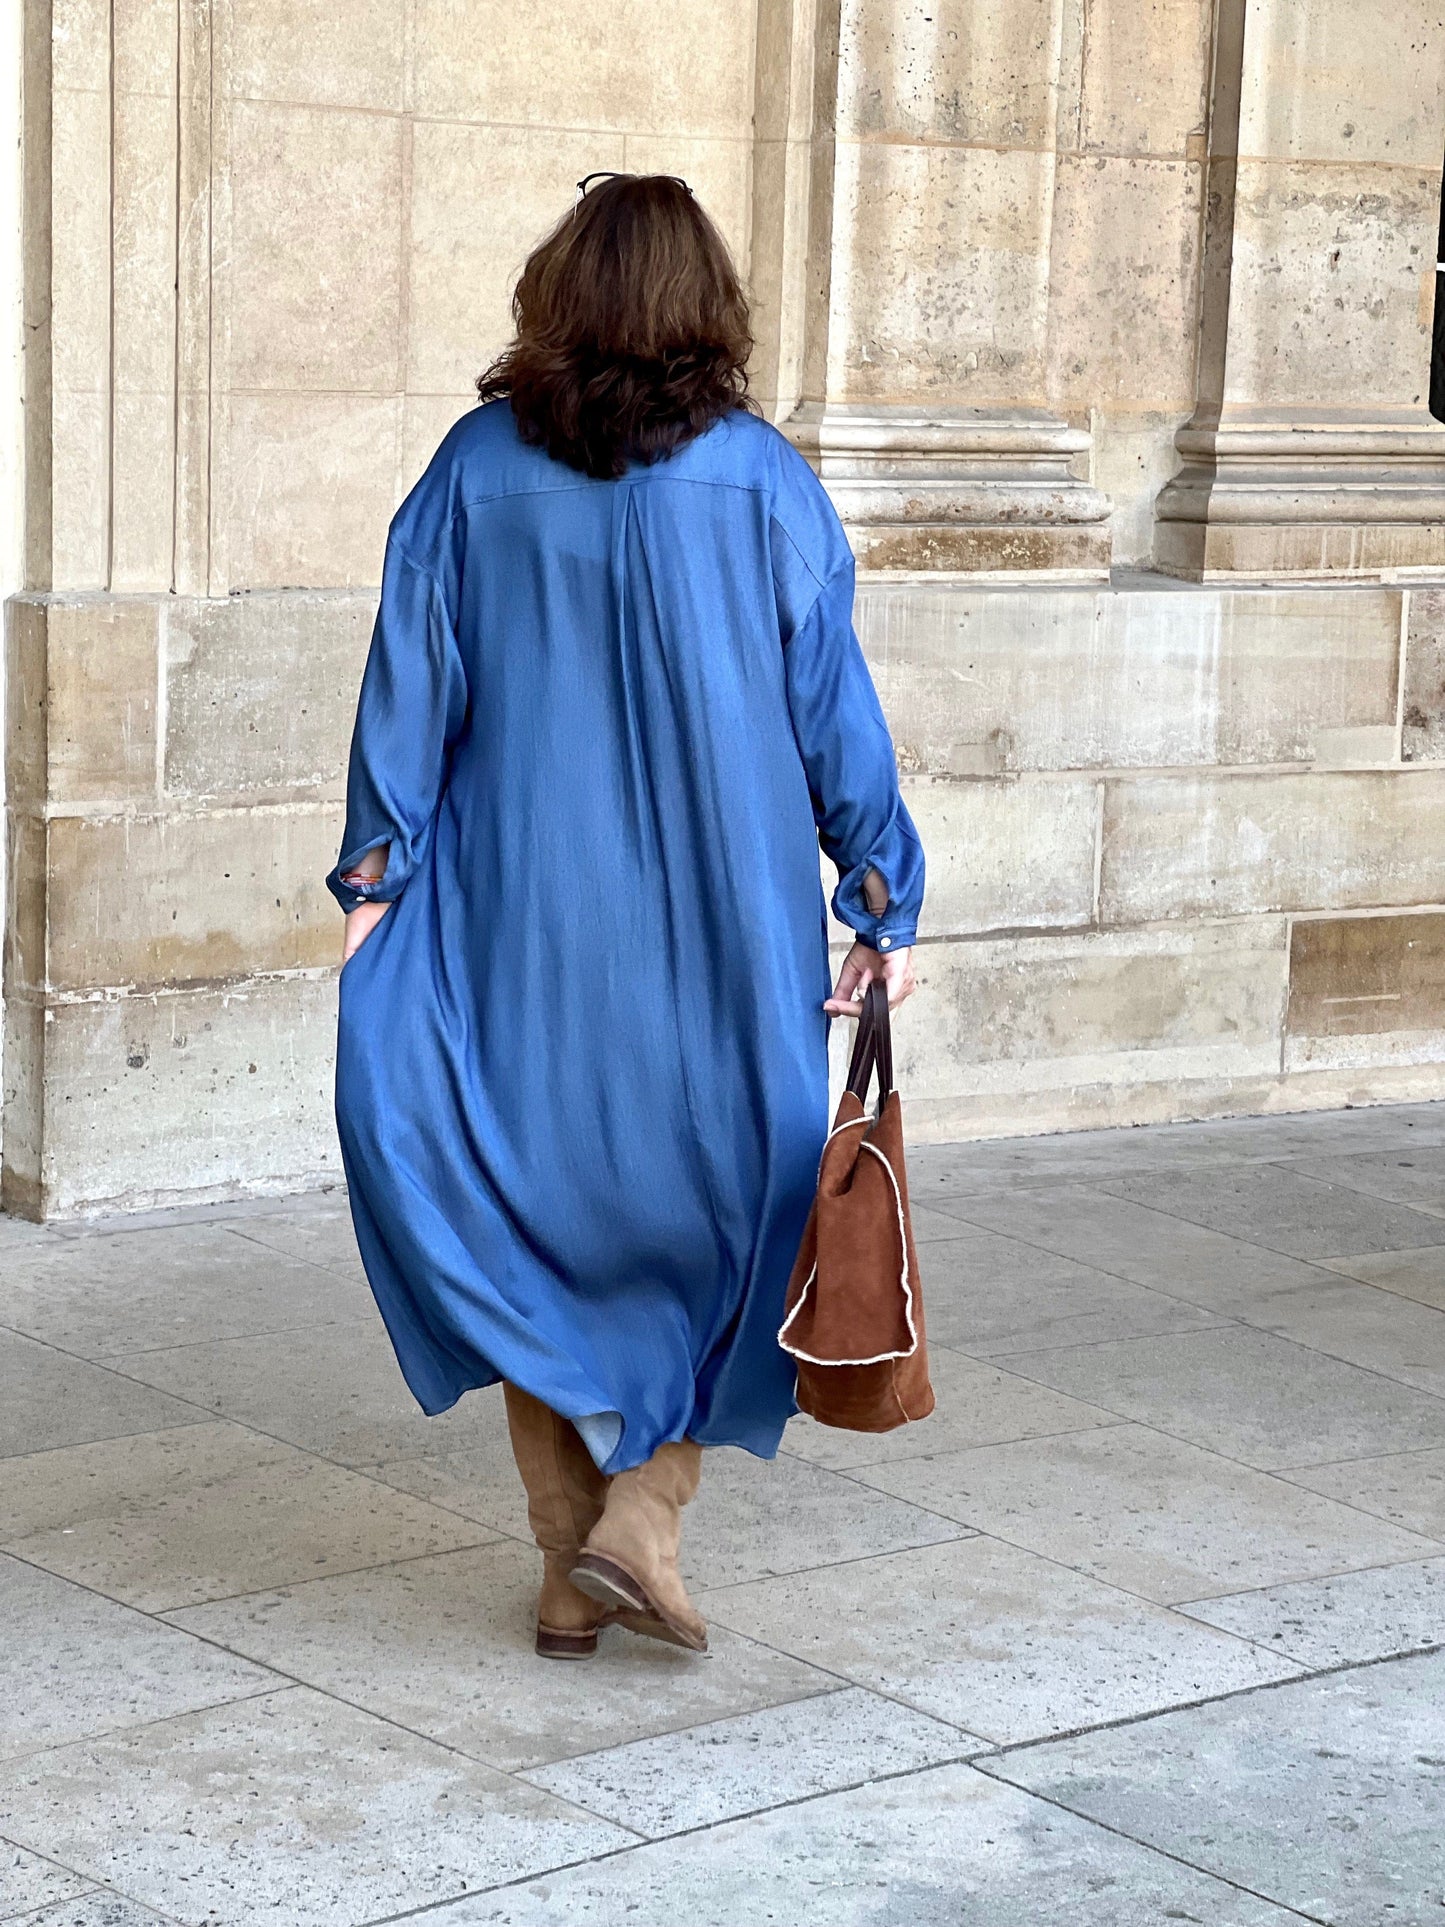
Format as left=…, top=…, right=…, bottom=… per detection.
left=779, top=980, right=934, bottom=1432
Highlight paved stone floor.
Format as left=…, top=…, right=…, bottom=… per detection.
left=3, top=1104, right=1445, bottom=1926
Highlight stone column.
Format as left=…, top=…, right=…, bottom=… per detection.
left=1155, top=0, right=1445, bottom=579
left=777, top=0, right=1111, bottom=579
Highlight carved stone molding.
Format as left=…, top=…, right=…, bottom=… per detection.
left=1156, top=409, right=1445, bottom=581
left=785, top=403, right=1112, bottom=579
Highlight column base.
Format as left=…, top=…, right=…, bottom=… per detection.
left=1154, top=410, right=1445, bottom=582
left=785, top=403, right=1113, bottom=580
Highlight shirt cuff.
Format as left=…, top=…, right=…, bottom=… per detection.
left=326, top=837, right=406, bottom=913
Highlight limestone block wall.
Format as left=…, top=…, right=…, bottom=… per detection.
left=6, top=0, right=1445, bottom=1215
left=847, top=581, right=1445, bottom=1138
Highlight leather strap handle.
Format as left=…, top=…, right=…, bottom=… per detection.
left=844, top=979, right=894, bottom=1115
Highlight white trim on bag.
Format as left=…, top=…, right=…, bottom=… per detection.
left=778, top=1120, right=918, bottom=1368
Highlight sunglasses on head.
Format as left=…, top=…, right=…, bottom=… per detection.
left=575, top=170, right=693, bottom=202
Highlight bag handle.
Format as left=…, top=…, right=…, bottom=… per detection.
left=844, top=979, right=894, bottom=1115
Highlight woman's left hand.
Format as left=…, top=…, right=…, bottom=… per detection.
left=824, top=940, right=916, bottom=1016
left=342, top=899, right=392, bottom=966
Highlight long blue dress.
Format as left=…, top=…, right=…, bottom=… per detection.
left=327, top=400, right=925, bottom=1473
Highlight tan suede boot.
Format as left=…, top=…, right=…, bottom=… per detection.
left=569, top=1438, right=708, bottom=1652
left=503, top=1383, right=613, bottom=1659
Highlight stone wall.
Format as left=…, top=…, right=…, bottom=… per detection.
left=6, top=0, right=1445, bottom=1215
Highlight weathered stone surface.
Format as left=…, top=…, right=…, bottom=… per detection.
left=111, top=87, right=178, bottom=592
left=1239, top=0, right=1445, bottom=168
left=855, top=581, right=1401, bottom=772
left=406, top=121, right=627, bottom=394
left=164, top=592, right=373, bottom=800
left=1090, top=409, right=1192, bottom=565
left=5, top=811, right=49, bottom=995
left=994, top=1652, right=1445, bottom=1926
left=1100, top=771, right=1445, bottom=924
left=226, top=100, right=403, bottom=394
left=1288, top=914, right=1445, bottom=1064
left=832, top=139, right=1052, bottom=402
left=45, top=806, right=340, bottom=990
left=2, top=1423, right=489, bottom=1613
left=5, top=596, right=161, bottom=805
left=0, top=1689, right=631, bottom=1922
left=838, top=0, right=1061, bottom=146
left=1078, top=0, right=1211, bottom=155
left=899, top=921, right=1288, bottom=1102
left=1047, top=155, right=1202, bottom=411
left=219, top=391, right=401, bottom=590
left=410, top=0, right=755, bottom=134
left=1403, top=585, right=1445, bottom=761
left=25, top=977, right=342, bottom=1216
left=891, top=776, right=1099, bottom=939
left=227, top=0, right=406, bottom=112
left=1227, top=160, right=1437, bottom=410
left=0, top=1553, right=275, bottom=1759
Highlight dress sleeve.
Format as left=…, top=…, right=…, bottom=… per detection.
left=326, top=538, right=470, bottom=913
left=782, top=553, right=926, bottom=952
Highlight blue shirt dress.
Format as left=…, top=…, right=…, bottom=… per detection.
left=327, top=400, right=925, bottom=1473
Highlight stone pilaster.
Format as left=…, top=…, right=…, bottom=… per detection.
left=1155, top=0, right=1445, bottom=581
left=785, top=402, right=1110, bottom=577
left=774, top=0, right=1113, bottom=578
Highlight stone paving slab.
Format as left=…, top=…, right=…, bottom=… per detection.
left=780, top=1345, right=1119, bottom=1472
left=1178, top=1555, right=1445, bottom=1668
left=97, top=1320, right=505, bottom=1468
left=422, top=1761, right=1314, bottom=1927
left=0, top=1689, right=631, bottom=1927
left=522, top=1687, right=973, bottom=1837
left=0, top=1333, right=202, bottom=1463
left=0, top=1557, right=276, bottom=1764
left=1099, top=1162, right=1445, bottom=1259
left=905, top=1102, right=1445, bottom=1199
left=679, top=1447, right=965, bottom=1589
left=359, top=1438, right=535, bottom=1542
left=5, top=1100, right=1445, bottom=1925
left=0, top=1223, right=370, bottom=1358
left=935, top=1182, right=1353, bottom=1314
left=6, top=1894, right=171, bottom=1925
left=1233, top=1275, right=1445, bottom=1398
left=211, top=1198, right=369, bottom=1284
left=703, top=1535, right=1301, bottom=1745
left=852, top=1422, right=1442, bottom=1603
left=1282, top=1145, right=1445, bottom=1214
left=991, top=1649, right=1445, bottom=1927
left=0, top=1422, right=493, bottom=1612
left=995, top=1323, right=1445, bottom=1469
left=915, top=1227, right=1225, bottom=1354
left=0, top=1840, right=93, bottom=1919
left=1280, top=1442, right=1445, bottom=1539
left=1318, top=1243, right=1445, bottom=1308
left=169, top=1541, right=834, bottom=1773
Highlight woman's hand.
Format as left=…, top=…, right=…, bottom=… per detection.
left=824, top=940, right=916, bottom=1016
left=342, top=899, right=392, bottom=966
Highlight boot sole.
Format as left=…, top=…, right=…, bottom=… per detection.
left=535, top=1622, right=601, bottom=1660
left=569, top=1552, right=708, bottom=1653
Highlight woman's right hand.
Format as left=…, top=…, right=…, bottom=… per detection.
left=824, top=940, right=916, bottom=1017
left=342, top=899, right=391, bottom=966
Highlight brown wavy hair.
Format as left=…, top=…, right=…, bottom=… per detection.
left=476, top=174, right=756, bottom=480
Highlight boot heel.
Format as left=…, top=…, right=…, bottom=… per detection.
left=536, top=1622, right=600, bottom=1660
left=571, top=1552, right=708, bottom=1652
left=569, top=1551, right=650, bottom=1612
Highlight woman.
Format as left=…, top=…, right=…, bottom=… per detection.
left=328, top=173, right=924, bottom=1660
